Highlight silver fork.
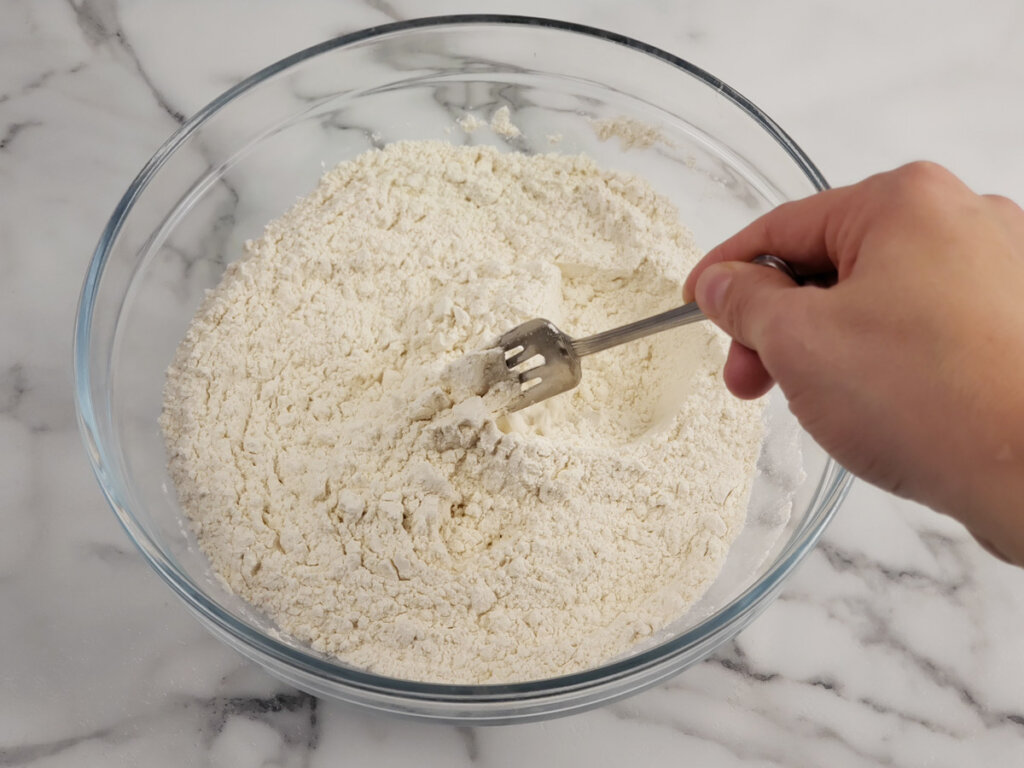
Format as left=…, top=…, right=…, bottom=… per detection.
left=497, top=255, right=808, bottom=412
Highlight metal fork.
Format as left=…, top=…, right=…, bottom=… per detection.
left=497, top=255, right=806, bottom=412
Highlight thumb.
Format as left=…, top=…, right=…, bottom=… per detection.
left=693, top=260, right=798, bottom=352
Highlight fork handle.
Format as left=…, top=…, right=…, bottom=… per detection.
left=570, top=302, right=707, bottom=357
left=570, top=254, right=823, bottom=358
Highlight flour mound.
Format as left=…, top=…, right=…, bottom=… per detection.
left=160, top=141, right=765, bottom=684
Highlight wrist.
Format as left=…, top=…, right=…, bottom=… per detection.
left=949, top=407, right=1024, bottom=566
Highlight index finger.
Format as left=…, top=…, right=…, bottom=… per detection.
left=683, top=184, right=856, bottom=301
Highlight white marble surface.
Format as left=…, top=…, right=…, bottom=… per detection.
left=3, top=0, right=1024, bottom=765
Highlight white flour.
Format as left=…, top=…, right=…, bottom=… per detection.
left=456, top=106, right=521, bottom=138
left=591, top=116, right=671, bottom=150
left=160, top=141, right=766, bottom=684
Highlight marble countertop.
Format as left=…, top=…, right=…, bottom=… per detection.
left=4, top=1, right=1024, bottom=765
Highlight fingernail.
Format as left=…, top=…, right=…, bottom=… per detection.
left=697, top=266, right=732, bottom=317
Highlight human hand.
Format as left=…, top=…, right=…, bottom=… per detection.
left=683, top=162, right=1024, bottom=565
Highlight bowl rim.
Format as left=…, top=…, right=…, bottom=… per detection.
left=74, top=13, right=850, bottom=702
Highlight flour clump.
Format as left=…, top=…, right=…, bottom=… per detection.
left=160, top=141, right=767, bottom=684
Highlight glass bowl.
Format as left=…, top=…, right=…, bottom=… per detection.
left=74, top=15, right=851, bottom=723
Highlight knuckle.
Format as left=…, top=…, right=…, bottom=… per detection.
left=734, top=279, right=787, bottom=351
left=895, top=160, right=955, bottom=188
left=983, top=193, right=1023, bottom=215
left=718, top=288, right=746, bottom=339
left=758, top=291, right=819, bottom=370
left=873, top=161, right=965, bottom=221
left=755, top=294, right=794, bottom=354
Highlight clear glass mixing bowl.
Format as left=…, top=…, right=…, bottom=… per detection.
left=74, top=16, right=851, bottom=723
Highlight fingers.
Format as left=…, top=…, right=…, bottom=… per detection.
left=693, top=259, right=802, bottom=353
left=722, top=341, right=775, bottom=399
left=683, top=184, right=856, bottom=302
left=683, top=162, right=969, bottom=302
